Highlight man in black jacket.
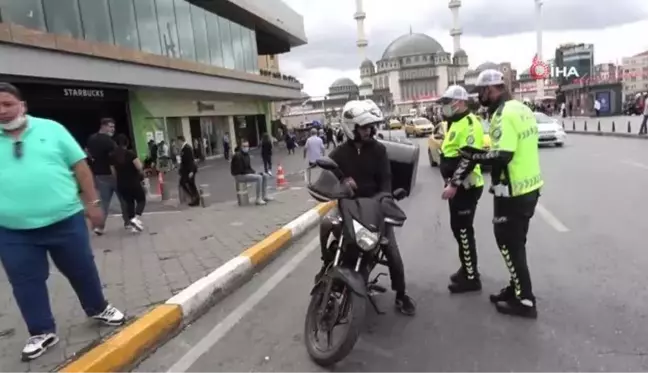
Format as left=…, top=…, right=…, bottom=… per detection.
left=231, top=140, right=273, bottom=205
left=176, top=136, right=199, bottom=207
left=328, top=100, right=416, bottom=316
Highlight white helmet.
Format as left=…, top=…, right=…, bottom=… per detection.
left=341, top=99, right=383, bottom=140
left=437, top=85, right=470, bottom=103
left=475, top=69, right=505, bottom=87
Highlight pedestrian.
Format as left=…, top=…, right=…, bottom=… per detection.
left=111, top=134, right=146, bottom=232
left=230, top=141, right=273, bottom=205
left=437, top=85, right=485, bottom=294
left=639, top=94, right=648, bottom=135
left=176, top=136, right=200, bottom=207
left=304, top=128, right=325, bottom=167
left=568, top=101, right=573, bottom=117
left=86, top=117, right=128, bottom=235
left=325, top=126, right=334, bottom=148
left=594, top=99, right=601, bottom=117
left=561, top=102, right=566, bottom=118
left=261, top=132, right=273, bottom=175
left=223, top=132, right=231, bottom=161
left=285, top=131, right=296, bottom=154
left=0, top=83, right=125, bottom=361
left=463, top=70, right=543, bottom=319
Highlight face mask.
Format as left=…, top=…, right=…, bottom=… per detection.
left=441, top=104, right=455, bottom=118
left=241, top=147, right=249, bottom=153
left=1, top=115, right=26, bottom=131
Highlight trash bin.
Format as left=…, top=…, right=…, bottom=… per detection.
left=379, top=139, right=420, bottom=197
left=235, top=181, right=250, bottom=206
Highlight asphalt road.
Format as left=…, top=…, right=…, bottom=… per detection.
left=136, top=134, right=648, bottom=372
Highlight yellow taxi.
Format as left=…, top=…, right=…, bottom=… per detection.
left=427, top=119, right=491, bottom=169
left=404, top=117, right=434, bottom=137
left=388, top=119, right=403, bottom=130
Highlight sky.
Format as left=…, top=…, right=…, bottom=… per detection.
left=278, top=0, right=648, bottom=97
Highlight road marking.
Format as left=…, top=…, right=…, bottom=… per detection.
left=536, top=203, right=569, bottom=232
left=108, top=210, right=182, bottom=217
left=622, top=159, right=648, bottom=170
left=167, top=236, right=319, bottom=372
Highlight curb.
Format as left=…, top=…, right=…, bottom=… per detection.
left=564, top=130, right=648, bottom=139
left=59, top=201, right=336, bottom=372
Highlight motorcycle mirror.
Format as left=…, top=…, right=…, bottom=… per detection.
left=315, top=157, right=339, bottom=171
left=393, top=188, right=407, bottom=201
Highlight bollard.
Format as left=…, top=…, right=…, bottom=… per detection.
left=159, top=171, right=170, bottom=201
left=236, top=181, right=250, bottom=206
left=199, top=184, right=210, bottom=208
left=628, top=121, right=632, bottom=133
left=572, top=120, right=576, bottom=130
left=612, top=121, right=616, bottom=132
left=142, top=178, right=151, bottom=196
left=597, top=121, right=601, bottom=131
left=584, top=121, right=588, bottom=131
left=561, top=121, right=565, bottom=129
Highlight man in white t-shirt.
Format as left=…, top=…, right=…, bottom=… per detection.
left=304, top=128, right=325, bottom=167
left=594, top=99, right=601, bottom=117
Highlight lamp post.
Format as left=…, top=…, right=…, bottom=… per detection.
left=535, top=0, right=545, bottom=100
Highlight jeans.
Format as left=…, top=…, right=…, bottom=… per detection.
left=118, top=184, right=146, bottom=220
left=95, top=175, right=127, bottom=227
left=0, top=212, right=108, bottom=336
left=235, top=173, right=269, bottom=200
left=493, top=190, right=540, bottom=301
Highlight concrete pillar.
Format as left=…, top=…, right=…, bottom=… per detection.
left=227, top=116, right=237, bottom=149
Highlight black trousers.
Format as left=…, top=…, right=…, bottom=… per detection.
left=262, top=156, right=272, bottom=173
left=179, top=172, right=199, bottom=202
left=639, top=115, right=648, bottom=135
left=382, top=225, right=406, bottom=293
left=118, top=184, right=146, bottom=220
left=493, top=190, right=540, bottom=301
left=448, top=186, right=483, bottom=279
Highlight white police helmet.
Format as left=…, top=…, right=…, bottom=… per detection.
left=437, top=85, right=470, bottom=103
left=341, top=99, right=383, bottom=140
left=475, top=69, right=505, bottom=87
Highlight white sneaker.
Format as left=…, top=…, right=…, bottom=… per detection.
left=127, top=226, right=140, bottom=233
left=263, top=195, right=275, bottom=202
left=267, top=171, right=273, bottom=176
left=255, top=199, right=267, bottom=205
left=93, top=227, right=104, bottom=236
left=92, top=304, right=126, bottom=326
left=130, top=217, right=144, bottom=231
left=22, top=333, right=59, bottom=361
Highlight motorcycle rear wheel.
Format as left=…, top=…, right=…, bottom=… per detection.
left=304, top=281, right=366, bottom=367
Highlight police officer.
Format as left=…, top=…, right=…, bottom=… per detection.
left=438, top=86, right=485, bottom=294
left=461, top=69, right=543, bottom=319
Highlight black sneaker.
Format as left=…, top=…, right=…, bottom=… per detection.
left=395, top=294, right=417, bottom=316
left=448, top=278, right=482, bottom=294
left=489, top=286, right=515, bottom=304
left=449, top=268, right=463, bottom=283
left=494, top=298, right=538, bottom=319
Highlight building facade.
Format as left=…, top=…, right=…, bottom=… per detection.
left=621, top=51, right=648, bottom=98
left=465, top=61, right=516, bottom=93
left=0, top=0, right=305, bottom=156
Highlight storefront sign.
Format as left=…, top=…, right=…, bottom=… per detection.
left=197, top=101, right=215, bottom=112
left=63, top=88, right=105, bottom=98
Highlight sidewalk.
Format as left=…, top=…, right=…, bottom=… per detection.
left=559, top=116, right=646, bottom=136
left=0, top=185, right=319, bottom=372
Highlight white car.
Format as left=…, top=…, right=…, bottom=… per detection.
left=534, top=112, right=566, bottom=147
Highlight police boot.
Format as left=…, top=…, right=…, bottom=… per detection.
left=447, top=268, right=481, bottom=294
left=494, top=297, right=538, bottom=319
left=489, top=285, right=515, bottom=304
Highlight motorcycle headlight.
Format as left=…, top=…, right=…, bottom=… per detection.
left=352, top=219, right=379, bottom=252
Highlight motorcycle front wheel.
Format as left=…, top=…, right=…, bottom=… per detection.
left=304, top=280, right=366, bottom=367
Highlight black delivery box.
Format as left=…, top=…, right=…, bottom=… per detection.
left=378, top=139, right=419, bottom=198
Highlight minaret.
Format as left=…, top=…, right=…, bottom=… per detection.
left=449, top=0, right=462, bottom=53
left=354, top=0, right=368, bottom=60
left=535, top=0, right=545, bottom=98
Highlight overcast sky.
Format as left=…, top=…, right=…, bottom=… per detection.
left=279, top=0, right=648, bottom=96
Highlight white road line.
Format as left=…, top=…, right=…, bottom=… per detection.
left=536, top=203, right=569, bottom=233
left=622, top=159, right=648, bottom=170
left=167, top=236, right=320, bottom=373
left=108, top=210, right=182, bottom=218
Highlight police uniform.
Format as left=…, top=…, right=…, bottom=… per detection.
left=437, top=86, right=485, bottom=293
left=463, top=70, right=542, bottom=319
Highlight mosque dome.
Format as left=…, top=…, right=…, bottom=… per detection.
left=381, top=33, right=445, bottom=59
left=475, top=61, right=499, bottom=72
left=329, top=77, right=357, bottom=89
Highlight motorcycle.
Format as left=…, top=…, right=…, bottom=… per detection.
left=303, top=156, right=408, bottom=367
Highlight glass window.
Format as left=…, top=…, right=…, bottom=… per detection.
left=229, top=21, right=245, bottom=71
left=78, top=0, right=113, bottom=43
left=241, top=26, right=254, bottom=73
left=0, top=0, right=46, bottom=30
left=156, top=0, right=179, bottom=58
left=43, top=0, right=82, bottom=38
left=189, top=5, right=209, bottom=64
left=173, top=0, right=195, bottom=61
left=108, top=0, right=139, bottom=49
left=249, top=28, right=259, bottom=73
left=218, top=17, right=235, bottom=69
left=205, top=12, right=223, bottom=67
left=133, top=0, right=161, bottom=54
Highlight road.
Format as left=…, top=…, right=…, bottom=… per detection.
left=136, top=134, right=648, bottom=372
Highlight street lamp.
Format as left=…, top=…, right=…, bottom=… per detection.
left=535, top=0, right=545, bottom=100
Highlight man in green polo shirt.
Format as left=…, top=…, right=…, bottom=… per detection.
left=0, top=83, right=125, bottom=361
